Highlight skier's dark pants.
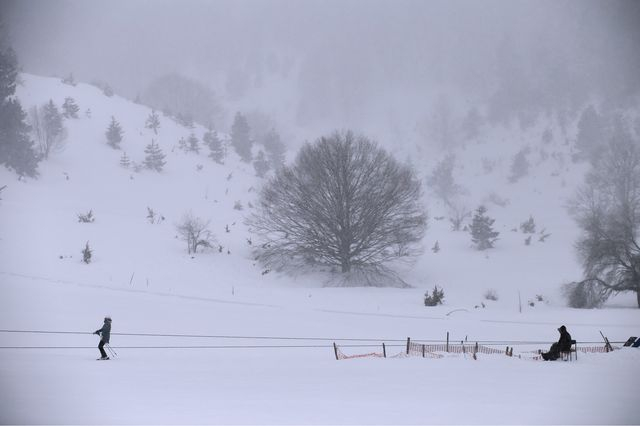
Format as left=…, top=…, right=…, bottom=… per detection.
left=98, top=340, right=107, bottom=358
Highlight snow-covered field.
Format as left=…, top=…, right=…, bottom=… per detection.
left=1, top=74, right=639, bottom=424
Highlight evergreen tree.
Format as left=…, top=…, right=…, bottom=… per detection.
left=470, top=205, right=499, bottom=250
left=231, top=112, right=252, bottom=162
left=204, top=129, right=225, bottom=163
left=62, top=97, right=79, bottom=119
left=145, top=109, right=160, bottom=134
left=39, top=100, right=64, bottom=159
left=575, top=105, right=604, bottom=161
left=253, top=150, right=270, bottom=178
left=508, top=147, right=530, bottom=183
left=0, top=47, right=39, bottom=177
left=143, top=139, right=166, bottom=172
left=119, top=151, right=130, bottom=168
left=187, top=133, right=199, bottom=153
left=105, top=116, right=123, bottom=149
left=61, top=73, right=76, bottom=86
left=82, top=241, right=92, bottom=264
left=263, top=128, right=286, bottom=169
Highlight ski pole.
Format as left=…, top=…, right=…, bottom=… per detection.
left=106, top=343, right=118, bottom=357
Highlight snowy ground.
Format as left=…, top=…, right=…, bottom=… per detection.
left=1, top=74, right=639, bottom=424
left=1, top=273, right=639, bottom=424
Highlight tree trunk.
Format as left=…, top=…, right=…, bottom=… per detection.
left=637, top=285, right=640, bottom=308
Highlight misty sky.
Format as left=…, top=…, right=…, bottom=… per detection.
left=2, top=0, right=640, bottom=141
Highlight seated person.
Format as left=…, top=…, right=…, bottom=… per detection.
left=541, top=325, right=572, bottom=361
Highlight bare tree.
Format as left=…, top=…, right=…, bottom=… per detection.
left=176, top=211, right=214, bottom=254
left=427, top=154, right=462, bottom=207
left=248, top=131, right=427, bottom=277
left=29, top=101, right=66, bottom=159
left=569, top=124, right=640, bottom=307
left=448, top=202, right=471, bottom=231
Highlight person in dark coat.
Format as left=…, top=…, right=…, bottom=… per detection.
left=94, top=316, right=112, bottom=359
left=541, top=325, right=572, bottom=361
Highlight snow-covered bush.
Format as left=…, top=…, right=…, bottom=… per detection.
left=77, top=209, right=95, bottom=223
left=520, top=215, right=536, bottom=233
left=484, top=289, right=498, bottom=301
left=424, top=285, right=445, bottom=306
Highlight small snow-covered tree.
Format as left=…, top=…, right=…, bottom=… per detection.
left=187, top=133, right=199, bottom=153
left=145, top=110, right=160, bottom=134
left=61, top=97, right=79, bottom=119
left=61, top=73, right=76, bottom=86
left=82, top=241, right=92, bottom=264
left=509, top=147, right=530, bottom=183
left=143, top=140, right=166, bottom=172
left=520, top=215, right=536, bottom=233
left=105, top=116, right=123, bottom=149
left=119, top=152, right=130, bottom=168
left=575, top=105, right=604, bottom=161
left=427, top=154, right=461, bottom=207
left=253, top=150, right=270, bottom=178
left=449, top=202, right=471, bottom=231
left=424, top=285, right=445, bottom=306
left=263, top=128, right=286, bottom=169
left=470, top=205, right=499, bottom=250
left=231, top=112, right=252, bottom=162
left=176, top=211, right=214, bottom=254
left=204, top=129, right=225, bottom=163
left=31, top=100, right=65, bottom=159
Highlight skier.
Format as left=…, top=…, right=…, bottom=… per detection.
left=541, top=325, right=572, bottom=361
left=94, top=316, right=112, bottom=360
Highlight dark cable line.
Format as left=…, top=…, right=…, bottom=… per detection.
left=0, top=329, right=625, bottom=345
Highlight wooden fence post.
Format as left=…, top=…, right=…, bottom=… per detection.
left=446, top=332, right=449, bottom=353
left=406, top=337, right=411, bottom=355
left=422, top=344, right=425, bottom=358
left=461, top=341, right=465, bottom=354
left=382, top=342, right=386, bottom=358
left=333, top=342, right=338, bottom=360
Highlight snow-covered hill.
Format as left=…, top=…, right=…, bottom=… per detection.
left=1, top=74, right=639, bottom=424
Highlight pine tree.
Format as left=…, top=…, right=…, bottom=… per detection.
left=82, top=241, right=92, bottom=264
left=119, top=151, right=130, bottom=168
left=145, top=110, right=160, bottom=134
left=231, top=112, right=252, bottom=162
left=0, top=46, right=39, bottom=177
left=40, top=100, right=64, bottom=158
left=263, top=128, right=285, bottom=169
left=204, top=129, right=225, bottom=163
left=187, top=133, right=199, bottom=153
left=61, top=73, right=76, bottom=86
left=105, top=116, right=123, bottom=149
left=575, top=105, right=604, bottom=161
left=253, top=150, right=270, bottom=178
left=470, top=205, right=499, bottom=250
left=508, top=147, right=530, bottom=183
left=143, top=139, right=166, bottom=172
left=62, top=97, right=79, bottom=119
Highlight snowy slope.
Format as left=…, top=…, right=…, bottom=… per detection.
left=1, top=74, right=639, bottom=424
